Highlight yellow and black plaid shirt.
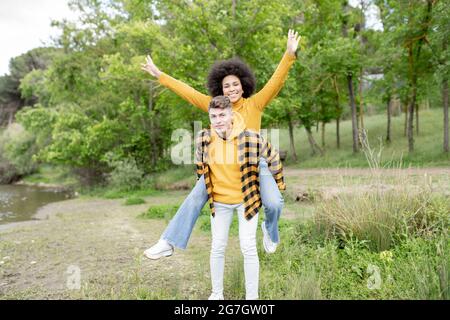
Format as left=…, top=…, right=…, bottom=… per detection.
left=195, top=128, right=286, bottom=220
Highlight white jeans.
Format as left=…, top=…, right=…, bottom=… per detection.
left=210, top=202, right=259, bottom=300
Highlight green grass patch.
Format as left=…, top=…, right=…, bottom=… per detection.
left=138, top=203, right=210, bottom=222
left=123, top=197, right=146, bottom=206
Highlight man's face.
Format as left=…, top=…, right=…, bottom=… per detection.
left=209, top=107, right=233, bottom=136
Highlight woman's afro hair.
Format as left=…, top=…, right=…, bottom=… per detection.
left=206, top=58, right=256, bottom=98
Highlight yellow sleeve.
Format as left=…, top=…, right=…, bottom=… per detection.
left=249, top=51, right=296, bottom=111
left=159, top=73, right=211, bottom=113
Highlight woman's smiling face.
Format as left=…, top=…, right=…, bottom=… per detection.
left=222, top=75, right=243, bottom=103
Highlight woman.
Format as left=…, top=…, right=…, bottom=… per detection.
left=141, top=29, right=300, bottom=258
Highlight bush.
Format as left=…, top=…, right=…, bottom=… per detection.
left=314, top=184, right=449, bottom=252
left=0, top=123, right=38, bottom=176
left=106, top=155, right=144, bottom=192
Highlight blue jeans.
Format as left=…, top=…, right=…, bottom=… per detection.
left=161, top=158, right=284, bottom=249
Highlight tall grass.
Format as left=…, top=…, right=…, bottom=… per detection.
left=313, top=131, right=449, bottom=252
left=315, top=189, right=449, bottom=252
left=256, top=130, right=449, bottom=300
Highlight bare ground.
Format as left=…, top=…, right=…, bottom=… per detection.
left=0, top=191, right=221, bottom=299
left=1, top=167, right=449, bottom=299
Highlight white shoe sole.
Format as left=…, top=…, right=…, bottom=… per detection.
left=144, top=249, right=173, bottom=260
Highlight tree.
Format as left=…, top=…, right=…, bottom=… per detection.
left=377, top=0, right=436, bottom=153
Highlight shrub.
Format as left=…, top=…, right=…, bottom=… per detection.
left=314, top=187, right=449, bottom=252
left=106, top=156, right=144, bottom=192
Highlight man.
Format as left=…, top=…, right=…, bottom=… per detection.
left=195, top=95, right=285, bottom=300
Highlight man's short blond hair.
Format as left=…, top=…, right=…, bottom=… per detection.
left=208, top=95, right=232, bottom=112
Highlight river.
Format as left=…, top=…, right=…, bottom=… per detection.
left=0, top=184, right=73, bottom=225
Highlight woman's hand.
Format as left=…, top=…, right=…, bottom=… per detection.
left=141, top=54, right=162, bottom=78
left=286, top=29, right=301, bottom=55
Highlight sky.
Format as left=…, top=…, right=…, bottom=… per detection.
left=0, top=0, right=383, bottom=76
left=0, top=0, right=78, bottom=75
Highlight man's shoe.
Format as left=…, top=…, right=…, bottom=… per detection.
left=208, top=293, right=224, bottom=300
left=261, top=221, right=277, bottom=254
left=144, top=239, right=174, bottom=260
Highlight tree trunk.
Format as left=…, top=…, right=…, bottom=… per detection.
left=407, top=44, right=417, bottom=153
left=305, top=126, right=323, bottom=156
left=444, top=77, right=449, bottom=153
left=404, top=103, right=408, bottom=137
left=407, top=90, right=416, bottom=153
left=359, top=67, right=365, bottom=131
left=8, top=111, right=13, bottom=126
left=386, top=97, right=391, bottom=143
left=336, top=117, right=341, bottom=149
left=321, top=122, right=326, bottom=148
left=287, top=115, right=298, bottom=161
left=332, top=76, right=341, bottom=149
left=415, top=102, right=419, bottom=135
left=347, top=74, right=359, bottom=153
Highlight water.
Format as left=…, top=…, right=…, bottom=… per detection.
left=0, top=184, right=73, bottom=225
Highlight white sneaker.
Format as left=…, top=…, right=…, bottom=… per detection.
left=261, top=221, right=277, bottom=254
left=208, top=293, right=224, bottom=300
left=143, top=239, right=174, bottom=260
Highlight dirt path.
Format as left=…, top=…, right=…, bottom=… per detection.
left=284, top=167, right=450, bottom=177
left=0, top=192, right=217, bottom=299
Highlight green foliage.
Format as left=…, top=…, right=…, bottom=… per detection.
left=0, top=123, right=38, bottom=175
left=1, top=0, right=449, bottom=186
left=254, top=217, right=449, bottom=300
left=138, top=204, right=181, bottom=221
left=124, top=197, right=146, bottom=205
left=105, top=153, right=145, bottom=192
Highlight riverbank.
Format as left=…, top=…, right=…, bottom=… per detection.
left=12, top=180, right=77, bottom=196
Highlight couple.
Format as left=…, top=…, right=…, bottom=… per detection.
left=141, top=30, right=300, bottom=300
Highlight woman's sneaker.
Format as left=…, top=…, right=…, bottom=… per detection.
left=144, top=239, right=174, bottom=260
left=261, top=221, right=277, bottom=253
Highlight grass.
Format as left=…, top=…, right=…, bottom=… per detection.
left=315, top=189, right=449, bottom=252
left=277, top=108, right=449, bottom=168
left=123, top=197, right=146, bottom=206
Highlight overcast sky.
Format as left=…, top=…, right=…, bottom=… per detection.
left=0, top=0, right=78, bottom=75
left=0, top=0, right=382, bottom=76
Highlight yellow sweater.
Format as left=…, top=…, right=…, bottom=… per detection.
left=159, top=51, right=296, bottom=132
left=208, top=113, right=246, bottom=204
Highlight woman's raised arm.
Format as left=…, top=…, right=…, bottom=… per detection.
left=250, top=30, right=301, bottom=111
left=141, top=54, right=210, bottom=112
